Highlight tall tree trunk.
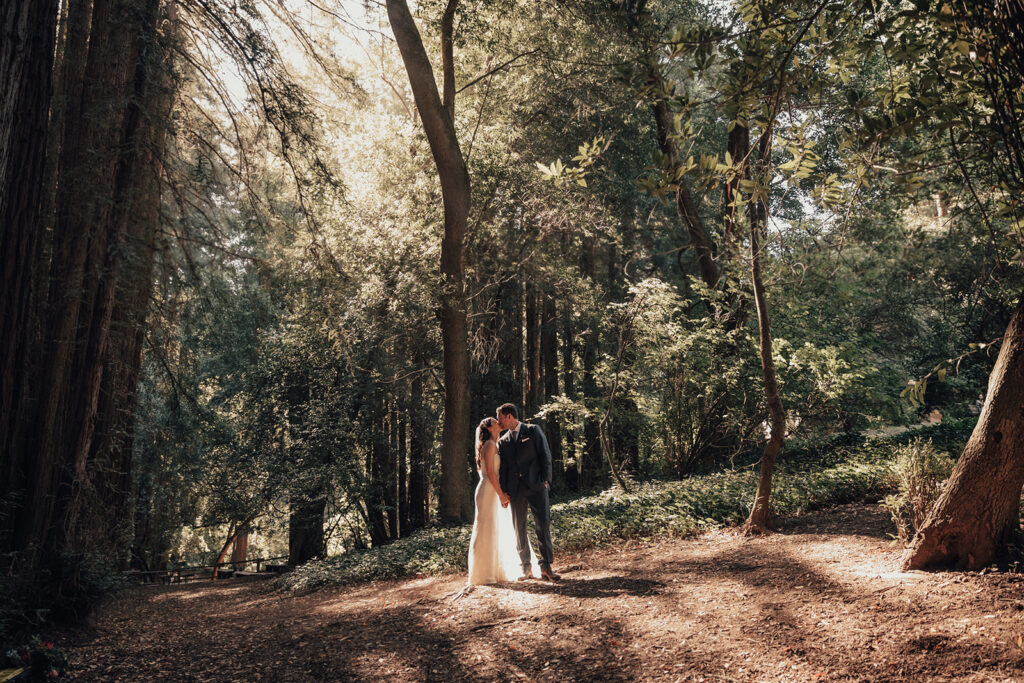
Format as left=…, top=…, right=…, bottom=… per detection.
left=384, top=401, right=398, bottom=539
left=77, top=58, right=168, bottom=563
left=903, top=294, right=1024, bottom=570
left=366, top=395, right=390, bottom=546
left=407, top=374, right=428, bottom=530
left=525, top=286, right=541, bottom=414
left=387, top=0, right=471, bottom=524
left=499, top=274, right=524, bottom=407
left=0, top=0, right=60, bottom=552
left=541, top=293, right=561, bottom=487
left=398, top=408, right=408, bottom=535
left=230, top=527, right=249, bottom=570
left=64, top=0, right=164, bottom=551
left=560, top=277, right=576, bottom=490
left=13, top=0, right=154, bottom=561
left=288, top=498, right=326, bottom=566
left=580, top=238, right=603, bottom=488
left=743, top=160, right=786, bottom=534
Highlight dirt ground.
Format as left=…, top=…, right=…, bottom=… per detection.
left=61, top=504, right=1024, bottom=682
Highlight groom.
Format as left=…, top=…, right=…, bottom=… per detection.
left=496, top=403, right=560, bottom=582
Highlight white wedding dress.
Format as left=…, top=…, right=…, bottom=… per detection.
left=467, top=441, right=537, bottom=585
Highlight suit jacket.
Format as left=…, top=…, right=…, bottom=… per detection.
left=498, top=422, right=552, bottom=498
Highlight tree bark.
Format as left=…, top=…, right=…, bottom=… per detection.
left=289, top=497, right=326, bottom=566
left=366, top=395, right=390, bottom=546
left=525, top=286, right=542, bottom=414
left=230, top=528, right=249, bottom=570
left=387, top=0, right=472, bottom=524
left=743, top=166, right=786, bottom=535
left=397, top=408, right=408, bottom=536
left=12, top=0, right=154, bottom=561
left=541, top=293, right=562, bottom=486
left=407, top=374, right=428, bottom=530
left=580, top=238, right=603, bottom=488
left=0, top=0, right=60, bottom=551
left=903, top=294, right=1024, bottom=570
left=384, top=401, right=398, bottom=539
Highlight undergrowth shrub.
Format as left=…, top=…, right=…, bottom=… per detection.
left=881, top=438, right=955, bottom=544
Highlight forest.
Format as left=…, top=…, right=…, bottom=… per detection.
left=2, top=0, right=1023, bottom=679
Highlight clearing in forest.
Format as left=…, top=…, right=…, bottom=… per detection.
left=63, top=504, right=1024, bottom=682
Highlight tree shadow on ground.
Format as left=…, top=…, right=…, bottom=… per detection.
left=651, top=540, right=1021, bottom=681
left=500, top=575, right=665, bottom=599
left=772, top=503, right=897, bottom=541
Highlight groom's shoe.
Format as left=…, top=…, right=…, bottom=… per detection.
left=516, top=570, right=534, bottom=581
left=540, top=567, right=561, bottom=582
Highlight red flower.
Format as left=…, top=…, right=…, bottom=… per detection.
left=42, top=641, right=54, bottom=650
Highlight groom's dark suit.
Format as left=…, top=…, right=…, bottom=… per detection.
left=498, top=422, right=554, bottom=572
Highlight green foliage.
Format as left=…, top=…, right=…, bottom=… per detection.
left=881, top=438, right=955, bottom=545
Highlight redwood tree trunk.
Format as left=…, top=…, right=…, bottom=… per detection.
left=0, top=0, right=59, bottom=551
left=387, top=0, right=471, bottom=524
left=289, top=497, right=326, bottom=566
left=903, top=294, right=1024, bottom=570
left=541, top=293, right=561, bottom=486
left=12, top=0, right=154, bottom=561
left=230, top=528, right=249, bottom=570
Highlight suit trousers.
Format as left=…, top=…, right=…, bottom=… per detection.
left=510, top=486, right=553, bottom=571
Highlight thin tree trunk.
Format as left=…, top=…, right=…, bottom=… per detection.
left=580, top=238, right=602, bottom=488
left=407, top=374, right=428, bottom=530
left=743, top=166, right=786, bottom=534
left=560, top=281, right=576, bottom=489
left=398, top=408, right=408, bottom=535
left=525, top=286, right=541, bottom=414
left=387, top=0, right=472, bottom=524
left=384, top=401, right=398, bottom=539
left=903, top=294, right=1024, bottom=570
left=366, top=395, right=390, bottom=546
left=541, top=293, right=561, bottom=487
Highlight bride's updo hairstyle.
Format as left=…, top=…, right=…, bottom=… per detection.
left=475, top=417, right=497, bottom=470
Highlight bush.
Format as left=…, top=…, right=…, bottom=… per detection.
left=881, top=438, right=955, bottom=544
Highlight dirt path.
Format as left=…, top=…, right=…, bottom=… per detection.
left=62, top=504, right=1024, bottom=682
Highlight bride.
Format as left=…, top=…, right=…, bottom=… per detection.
left=467, top=417, right=533, bottom=585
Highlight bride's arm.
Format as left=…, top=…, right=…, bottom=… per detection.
left=483, top=443, right=507, bottom=502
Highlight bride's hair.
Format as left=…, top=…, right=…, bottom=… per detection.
left=476, top=417, right=496, bottom=470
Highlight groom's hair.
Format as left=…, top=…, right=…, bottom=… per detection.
left=497, top=403, right=518, bottom=420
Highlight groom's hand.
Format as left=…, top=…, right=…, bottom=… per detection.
left=500, top=493, right=510, bottom=507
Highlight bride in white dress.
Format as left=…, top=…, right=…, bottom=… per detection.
left=468, top=417, right=534, bottom=585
